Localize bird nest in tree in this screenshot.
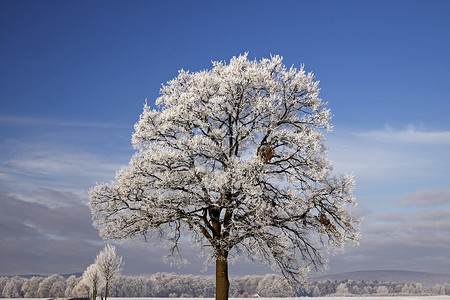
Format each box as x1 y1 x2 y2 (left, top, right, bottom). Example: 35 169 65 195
259 146 274 164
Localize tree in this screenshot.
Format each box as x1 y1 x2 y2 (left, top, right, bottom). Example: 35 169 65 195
335 282 349 296
82 264 102 300
95 244 123 300
0 277 9 297
2 276 24 298
376 285 389 295
72 279 90 298
49 279 66 298
65 275 80 297
21 276 44 298
37 274 65 298
89 53 360 300
119 276 147 297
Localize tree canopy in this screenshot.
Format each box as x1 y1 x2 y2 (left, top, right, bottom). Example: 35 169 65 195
89 53 359 299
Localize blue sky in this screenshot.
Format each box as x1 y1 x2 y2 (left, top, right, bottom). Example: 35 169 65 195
0 0 449 277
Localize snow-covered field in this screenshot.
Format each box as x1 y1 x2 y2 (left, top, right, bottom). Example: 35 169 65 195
107 297 450 300
102 297 450 300
4 297 450 300
109 297 450 300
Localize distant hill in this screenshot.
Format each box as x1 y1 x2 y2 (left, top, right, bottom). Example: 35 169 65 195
313 270 450 285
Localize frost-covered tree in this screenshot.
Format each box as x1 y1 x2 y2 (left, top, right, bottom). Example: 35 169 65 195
73 279 90 298
376 285 389 295
49 279 66 298
21 276 44 298
0 277 8 298
82 264 102 300
119 276 147 297
65 275 80 297
2 276 24 298
37 274 65 298
335 282 350 296
95 244 123 300
89 53 359 300
256 274 292 297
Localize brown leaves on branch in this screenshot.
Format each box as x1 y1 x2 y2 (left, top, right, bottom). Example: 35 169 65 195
318 211 336 232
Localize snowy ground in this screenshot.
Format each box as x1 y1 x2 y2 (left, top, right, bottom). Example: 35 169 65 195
4 297 450 300
108 297 450 300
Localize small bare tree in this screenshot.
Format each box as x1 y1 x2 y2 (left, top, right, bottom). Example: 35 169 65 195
94 245 123 300
90 53 359 300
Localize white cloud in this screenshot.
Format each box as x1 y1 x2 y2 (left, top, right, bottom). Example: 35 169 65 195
8 149 120 180
0 192 102 275
14 187 87 208
364 212 405 224
0 146 126 201
364 208 450 243
0 121 133 200
327 207 450 274
399 188 450 207
321 125 450 274
326 125 450 191
357 124 450 144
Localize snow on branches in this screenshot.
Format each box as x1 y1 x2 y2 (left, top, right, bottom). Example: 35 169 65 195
89 53 360 290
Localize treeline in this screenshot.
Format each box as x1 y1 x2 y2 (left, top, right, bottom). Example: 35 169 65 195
2 272 450 298
303 279 450 297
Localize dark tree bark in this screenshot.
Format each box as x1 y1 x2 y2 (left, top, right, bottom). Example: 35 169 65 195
104 280 108 300
215 252 229 300
92 286 97 300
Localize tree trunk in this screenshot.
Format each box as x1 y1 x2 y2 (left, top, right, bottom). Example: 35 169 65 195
104 281 108 300
215 252 229 300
